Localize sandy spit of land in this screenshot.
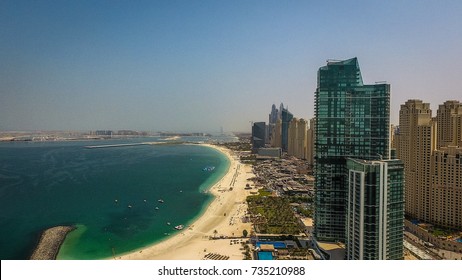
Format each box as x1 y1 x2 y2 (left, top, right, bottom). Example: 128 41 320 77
115 144 255 260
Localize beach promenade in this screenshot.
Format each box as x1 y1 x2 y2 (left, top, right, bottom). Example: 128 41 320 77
116 144 255 260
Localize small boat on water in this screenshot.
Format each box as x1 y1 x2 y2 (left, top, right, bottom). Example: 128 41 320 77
174 225 184 230
158 199 164 203
203 166 215 172
155 207 159 210
167 222 171 225
128 205 132 208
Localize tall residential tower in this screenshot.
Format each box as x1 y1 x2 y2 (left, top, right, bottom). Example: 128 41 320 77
314 58 402 259
397 99 462 230
346 159 404 260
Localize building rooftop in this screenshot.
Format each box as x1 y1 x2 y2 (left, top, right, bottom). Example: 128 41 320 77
316 241 346 260
259 244 275 251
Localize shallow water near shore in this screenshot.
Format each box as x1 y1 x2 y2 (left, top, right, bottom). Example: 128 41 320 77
0 138 230 259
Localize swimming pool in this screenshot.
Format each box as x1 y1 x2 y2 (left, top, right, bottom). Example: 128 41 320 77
257 251 274 260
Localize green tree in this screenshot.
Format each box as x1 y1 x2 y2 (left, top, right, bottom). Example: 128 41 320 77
242 229 248 237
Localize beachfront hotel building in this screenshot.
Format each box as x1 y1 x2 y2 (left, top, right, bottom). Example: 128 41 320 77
397 99 462 230
346 159 404 260
313 58 402 259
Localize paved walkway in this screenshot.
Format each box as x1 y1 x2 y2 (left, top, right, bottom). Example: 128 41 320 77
403 240 433 260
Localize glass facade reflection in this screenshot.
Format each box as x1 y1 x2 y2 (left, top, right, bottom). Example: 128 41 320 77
346 159 404 260
314 58 391 244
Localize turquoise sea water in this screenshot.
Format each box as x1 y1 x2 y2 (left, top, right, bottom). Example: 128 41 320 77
0 138 230 259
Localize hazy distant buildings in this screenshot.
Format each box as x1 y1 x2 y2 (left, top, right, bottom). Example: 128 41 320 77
288 118 308 159
268 103 306 157
94 130 113 137
307 118 315 166
288 118 298 157
397 99 462 230
313 58 401 259
346 159 404 260
268 103 290 151
268 104 279 146
271 118 282 148
257 147 282 158
117 130 147 136
91 130 148 137
269 104 279 124
281 104 294 152
252 122 266 153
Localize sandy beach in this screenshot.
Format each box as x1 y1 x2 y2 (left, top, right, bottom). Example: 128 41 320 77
116 144 254 260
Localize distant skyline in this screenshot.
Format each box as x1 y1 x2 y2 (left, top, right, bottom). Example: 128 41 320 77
1 0 462 132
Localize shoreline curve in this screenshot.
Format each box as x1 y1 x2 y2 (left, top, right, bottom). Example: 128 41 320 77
114 143 254 260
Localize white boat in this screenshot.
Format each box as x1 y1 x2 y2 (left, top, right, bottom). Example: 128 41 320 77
203 166 215 172
128 205 132 208
174 225 184 230
158 199 164 203
155 207 159 210
167 222 171 225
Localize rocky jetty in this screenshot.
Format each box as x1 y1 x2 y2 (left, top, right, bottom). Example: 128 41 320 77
30 226 76 260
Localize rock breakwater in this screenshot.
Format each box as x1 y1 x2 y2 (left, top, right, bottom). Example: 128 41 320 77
30 226 76 260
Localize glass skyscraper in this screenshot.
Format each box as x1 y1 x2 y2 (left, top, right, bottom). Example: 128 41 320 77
281 105 293 152
346 159 404 260
251 121 266 153
314 58 392 245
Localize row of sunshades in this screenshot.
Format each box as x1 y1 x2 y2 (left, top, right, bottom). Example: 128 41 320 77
203 253 230 260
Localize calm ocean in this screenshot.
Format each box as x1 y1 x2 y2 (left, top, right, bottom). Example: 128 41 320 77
0 137 231 259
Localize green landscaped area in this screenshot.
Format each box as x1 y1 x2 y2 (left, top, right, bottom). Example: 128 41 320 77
246 190 304 235
429 226 460 239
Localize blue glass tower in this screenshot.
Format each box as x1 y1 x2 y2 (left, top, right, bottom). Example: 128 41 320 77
252 121 266 153
314 58 391 243
346 158 404 260
281 105 293 152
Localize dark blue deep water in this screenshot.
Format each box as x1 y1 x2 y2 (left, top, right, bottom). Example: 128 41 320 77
0 138 229 259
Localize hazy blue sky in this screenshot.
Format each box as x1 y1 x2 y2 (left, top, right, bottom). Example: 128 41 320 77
1 0 461 132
